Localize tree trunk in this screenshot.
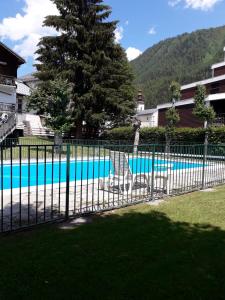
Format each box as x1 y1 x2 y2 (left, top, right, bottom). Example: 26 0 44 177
72 121 83 139
204 121 209 162
133 128 140 154
204 130 209 162
165 132 171 157
54 132 63 154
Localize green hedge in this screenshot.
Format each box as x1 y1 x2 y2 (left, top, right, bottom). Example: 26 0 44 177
103 126 225 145
101 127 134 142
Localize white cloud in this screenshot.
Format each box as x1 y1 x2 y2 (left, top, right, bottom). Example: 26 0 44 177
168 0 182 7
168 0 222 10
0 0 58 59
126 47 142 61
125 20 129 26
13 33 41 59
148 26 156 35
114 26 124 43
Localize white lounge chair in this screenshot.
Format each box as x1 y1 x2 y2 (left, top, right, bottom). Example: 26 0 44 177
100 150 149 194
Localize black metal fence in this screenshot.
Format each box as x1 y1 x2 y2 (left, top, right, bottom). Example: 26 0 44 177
0 143 225 233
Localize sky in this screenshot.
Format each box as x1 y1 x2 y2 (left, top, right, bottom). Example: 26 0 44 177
0 0 225 76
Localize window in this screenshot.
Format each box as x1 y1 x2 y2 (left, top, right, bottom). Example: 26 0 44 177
17 97 23 113
211 82 220 94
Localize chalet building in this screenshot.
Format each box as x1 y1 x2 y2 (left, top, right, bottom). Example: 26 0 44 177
0 41 25 108
157 47 225 128
0 42 25 140
19 73 39 90
0 42 53 140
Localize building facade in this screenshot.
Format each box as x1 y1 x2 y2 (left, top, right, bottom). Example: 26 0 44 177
0 42 25 140
0 42 53 140
157 47 225 128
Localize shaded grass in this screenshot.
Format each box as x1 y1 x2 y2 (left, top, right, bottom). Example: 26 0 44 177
1 187 225 299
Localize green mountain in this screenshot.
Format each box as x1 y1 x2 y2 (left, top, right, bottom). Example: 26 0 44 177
131 25 225 108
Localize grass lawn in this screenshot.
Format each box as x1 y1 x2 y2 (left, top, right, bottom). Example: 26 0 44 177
1 187 225 299
2 137 107 160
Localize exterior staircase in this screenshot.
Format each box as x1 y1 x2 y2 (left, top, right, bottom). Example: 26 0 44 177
17 114 54 137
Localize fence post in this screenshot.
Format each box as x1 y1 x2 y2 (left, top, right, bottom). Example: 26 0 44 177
65 144 71 220
202 144 207 190
150 145 156 201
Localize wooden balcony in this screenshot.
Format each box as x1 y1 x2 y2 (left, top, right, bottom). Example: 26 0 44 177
0 102 16 112
0 75 15 86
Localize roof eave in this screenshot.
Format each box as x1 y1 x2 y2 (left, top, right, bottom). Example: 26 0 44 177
0 42 25 65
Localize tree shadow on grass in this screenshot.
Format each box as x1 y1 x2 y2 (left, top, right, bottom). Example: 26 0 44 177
0 209 225 300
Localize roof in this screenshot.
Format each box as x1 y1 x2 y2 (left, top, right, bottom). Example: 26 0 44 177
181 74 225 91
137 109 157 116
0 42 25 65
157 99 194 110
211 61 225 70
16 80 30 96
157 92 225 110
19 73 39 82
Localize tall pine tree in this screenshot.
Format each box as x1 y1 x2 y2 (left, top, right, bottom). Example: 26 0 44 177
35 0 135 137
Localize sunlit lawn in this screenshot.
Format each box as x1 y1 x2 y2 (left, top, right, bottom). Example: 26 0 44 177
2 137 107 160
1 186 225 299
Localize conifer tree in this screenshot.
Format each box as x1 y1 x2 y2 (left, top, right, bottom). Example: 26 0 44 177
193 85 215 147
165 81 181 153
35 0 135 137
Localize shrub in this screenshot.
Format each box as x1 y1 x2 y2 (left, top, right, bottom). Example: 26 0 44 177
140 127 165 144
103 126 225 145
208 126 225 144
172 128 205 144
103 127 134 141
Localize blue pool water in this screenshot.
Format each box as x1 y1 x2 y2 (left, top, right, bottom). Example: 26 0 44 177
0 158 203 190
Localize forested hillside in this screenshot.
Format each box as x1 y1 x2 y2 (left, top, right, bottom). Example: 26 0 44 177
131 25 225 108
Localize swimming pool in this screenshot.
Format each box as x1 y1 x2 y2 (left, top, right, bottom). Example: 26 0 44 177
0 158 203 190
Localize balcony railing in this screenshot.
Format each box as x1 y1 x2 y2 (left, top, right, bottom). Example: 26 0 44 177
213 114 225 126
0 102 16 113
0 75 15 86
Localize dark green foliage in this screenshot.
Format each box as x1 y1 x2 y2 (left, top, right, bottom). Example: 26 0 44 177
131 25 225 108
193 85 216 123
193 85 216 146
139 127 166 143
165 107 180 143
166 107 180 127
169 81 181 102
102 126 134 141
27 79 72 133
103 126 225 145
165 81 181 148
35 0 135 135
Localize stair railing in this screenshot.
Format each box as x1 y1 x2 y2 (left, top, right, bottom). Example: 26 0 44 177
0 113 16 142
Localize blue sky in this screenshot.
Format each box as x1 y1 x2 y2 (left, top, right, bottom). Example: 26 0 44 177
0 0 225 76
